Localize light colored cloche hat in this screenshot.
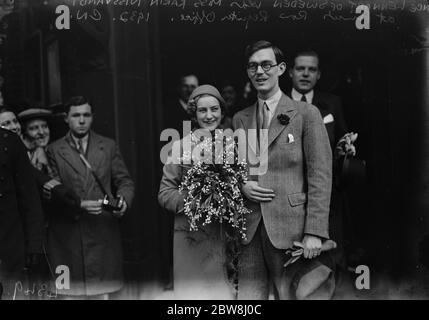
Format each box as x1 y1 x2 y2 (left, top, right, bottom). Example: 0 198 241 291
188 84 226 108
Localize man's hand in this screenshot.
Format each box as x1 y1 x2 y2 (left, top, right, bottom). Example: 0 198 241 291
81 199 103 215
241 181 275 203
112 196 127 218
302 235 322 259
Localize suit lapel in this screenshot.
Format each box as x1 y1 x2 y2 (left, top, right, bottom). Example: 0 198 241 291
311 91 331 119
59 132 105 192
312 91 320 106
242 102 258 155
86 132 105 174
58 136 86 175
310 91 327 111
267 94 298 148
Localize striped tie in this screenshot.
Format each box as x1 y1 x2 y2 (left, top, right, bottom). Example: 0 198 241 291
77 139 84 155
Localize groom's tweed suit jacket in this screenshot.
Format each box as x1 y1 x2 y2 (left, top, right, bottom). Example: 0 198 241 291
232 93 332 249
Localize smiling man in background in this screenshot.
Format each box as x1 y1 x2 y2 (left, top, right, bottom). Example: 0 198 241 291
0 107 22 135
289 50 358 299
288 50 352 153
18 108 53 175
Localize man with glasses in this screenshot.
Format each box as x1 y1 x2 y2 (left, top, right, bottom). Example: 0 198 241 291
232 40 332 300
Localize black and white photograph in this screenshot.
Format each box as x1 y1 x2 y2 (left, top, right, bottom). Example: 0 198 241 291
1 0 429 304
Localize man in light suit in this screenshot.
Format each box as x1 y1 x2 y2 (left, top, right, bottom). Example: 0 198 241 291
232 40 332 300
47 96 134 299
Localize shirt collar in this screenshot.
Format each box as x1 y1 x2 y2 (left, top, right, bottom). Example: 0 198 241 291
258 89 282 113
291 88 314 104
70 132 89 148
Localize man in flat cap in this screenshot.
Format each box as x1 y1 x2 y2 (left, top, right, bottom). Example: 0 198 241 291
18 108 53 175
17 108 81 220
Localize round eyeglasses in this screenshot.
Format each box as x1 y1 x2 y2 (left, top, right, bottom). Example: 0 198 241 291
247 62 279 74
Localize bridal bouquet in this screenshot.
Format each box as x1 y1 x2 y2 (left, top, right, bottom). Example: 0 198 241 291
178 131 250 240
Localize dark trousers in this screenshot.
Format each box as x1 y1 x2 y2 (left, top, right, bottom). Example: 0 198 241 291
238 221 294 299
237 221 335 300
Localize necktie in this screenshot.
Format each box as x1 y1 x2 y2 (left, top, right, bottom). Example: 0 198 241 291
256 102 269 156
263 102 270 129
77 139 84 155
258 102 270 130
300 94 307 102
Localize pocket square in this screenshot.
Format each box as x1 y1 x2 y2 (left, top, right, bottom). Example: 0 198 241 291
323 114 334 124
288 134 295 143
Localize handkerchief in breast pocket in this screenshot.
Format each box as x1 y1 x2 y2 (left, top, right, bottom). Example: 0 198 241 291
323 113 334 124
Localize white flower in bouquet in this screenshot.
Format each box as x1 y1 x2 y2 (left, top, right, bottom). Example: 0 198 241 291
179 131 250 240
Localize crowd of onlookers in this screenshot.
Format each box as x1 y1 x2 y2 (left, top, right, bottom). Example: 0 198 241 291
0 97 134 300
